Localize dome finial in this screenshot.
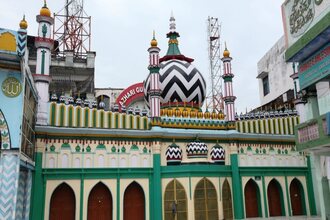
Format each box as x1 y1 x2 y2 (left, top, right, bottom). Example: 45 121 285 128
40 0 51 17
223 41 230 58
19 15 28 29
150 30 158 47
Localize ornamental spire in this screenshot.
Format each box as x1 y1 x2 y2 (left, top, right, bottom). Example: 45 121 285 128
159 13 194 63
169 11 176 32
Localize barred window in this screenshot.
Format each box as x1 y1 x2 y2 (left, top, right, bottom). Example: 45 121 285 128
194 178 219 220
164 179 187 220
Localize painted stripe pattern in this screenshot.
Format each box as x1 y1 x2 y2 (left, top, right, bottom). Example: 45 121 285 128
0 154 19 220
144 60 207 105
17 29 27 57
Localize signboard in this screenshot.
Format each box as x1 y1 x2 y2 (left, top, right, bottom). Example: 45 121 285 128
298 43 330 89
282 0 330 48
116 82 144 107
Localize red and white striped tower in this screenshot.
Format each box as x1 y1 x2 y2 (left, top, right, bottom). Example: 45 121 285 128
221 44 236 121
34 1 54 125
147 32 161 119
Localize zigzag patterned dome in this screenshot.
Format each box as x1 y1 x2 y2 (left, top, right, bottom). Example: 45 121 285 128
144 15 206 108
165 143 182 164
210 144 225 164
186 141 208 158
144 60 206 106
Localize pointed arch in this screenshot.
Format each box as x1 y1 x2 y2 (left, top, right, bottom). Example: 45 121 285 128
59 104 65 126
49 183 75 220
194 178 219 220
222 179 233 219
123 181 145 220
290 178 306 215
0 109 11 149
164 179 188 220
87 182 112 220
50 102 57 126
244 179 261 218
267 178 285 216
68 105 74 127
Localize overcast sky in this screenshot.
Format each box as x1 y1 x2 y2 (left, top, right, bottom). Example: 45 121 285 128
0 0 285 113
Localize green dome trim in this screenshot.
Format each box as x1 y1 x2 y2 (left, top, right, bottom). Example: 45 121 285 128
96 144 106 150
61 143 71 149
130 144 139 151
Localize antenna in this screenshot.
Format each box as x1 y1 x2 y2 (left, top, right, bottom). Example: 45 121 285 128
53 0 91 58
205 16 224 113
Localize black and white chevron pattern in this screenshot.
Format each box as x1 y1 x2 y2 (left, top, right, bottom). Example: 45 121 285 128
210 145 225 162
144 60 206 105
186 141 208 158
165 143 182 163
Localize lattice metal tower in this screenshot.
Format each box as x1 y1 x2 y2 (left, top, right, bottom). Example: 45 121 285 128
53 0 91 58
206 16 224 113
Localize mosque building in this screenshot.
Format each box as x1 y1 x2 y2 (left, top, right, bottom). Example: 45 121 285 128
0 2 319 220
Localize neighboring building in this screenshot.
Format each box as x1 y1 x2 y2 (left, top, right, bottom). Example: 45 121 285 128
95 87 124 111
282 0 330 218
257 36 295 111
0 18 37 219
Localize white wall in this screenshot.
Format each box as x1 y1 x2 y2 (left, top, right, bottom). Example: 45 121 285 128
257 36 294 106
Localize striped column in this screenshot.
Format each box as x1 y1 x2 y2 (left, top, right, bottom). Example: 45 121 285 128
147 39 161 119
222 56 236 121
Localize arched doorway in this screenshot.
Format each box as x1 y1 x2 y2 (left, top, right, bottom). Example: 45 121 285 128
290 178 306 215
49 183 75 220
222 179 233 219
244 179 261 218
267 179 285 216
194 178 219 220
164 179 188 220
87 182 112 220
124 181 145 220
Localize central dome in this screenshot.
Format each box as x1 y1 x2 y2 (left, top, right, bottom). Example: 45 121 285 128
144 59 206 106
144 14 206 108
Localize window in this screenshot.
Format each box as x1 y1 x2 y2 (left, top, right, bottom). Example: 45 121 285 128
194 178 219 220
263 75 270 96
164 179 187 220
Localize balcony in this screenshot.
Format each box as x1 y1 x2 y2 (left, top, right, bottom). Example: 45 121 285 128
295 112 330 151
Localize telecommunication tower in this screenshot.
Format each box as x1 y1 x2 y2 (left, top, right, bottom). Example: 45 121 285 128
206 16 224 113
53 0 91 58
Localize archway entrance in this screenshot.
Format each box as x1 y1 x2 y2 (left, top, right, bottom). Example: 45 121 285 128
87 182 112 220
194 178 219 220
290 178 306 215
49 183 75 220
124 182 145 220
267 179 285 216
164 179 188 220
244 179 261 218
222 179 233 219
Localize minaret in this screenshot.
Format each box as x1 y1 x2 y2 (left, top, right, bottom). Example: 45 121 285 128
221 44 236 121
17 15 28 57
148 31 161 120
34 1 54 125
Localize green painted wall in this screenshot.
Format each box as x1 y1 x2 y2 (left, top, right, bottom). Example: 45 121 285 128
30 152 44 220
231 154 244 219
